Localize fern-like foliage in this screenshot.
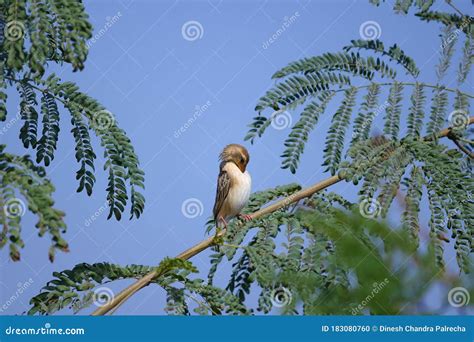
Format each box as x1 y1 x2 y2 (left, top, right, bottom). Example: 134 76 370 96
383 82 404 139
164 277 250 315
351 82 381 143
243 3 473 273
28 262 156 315
406 82 426 138
247 32 472 172
0 60 6 121
281 91 335 173
323 87 358 175
3 74 146 225
32 74 146 220
271 52 397 80
0 145 67 262
426 87 448 136
458 34 473 85
437 25 458 81
339 136 473 272
29 258 250 315
411 142 473 271
18 81 39 148
245 51 401 146
256 71 352 112
0 0 146 260
401 166 424 248
1 0 92 74
369 0 473 38
416 12 474 38
215 192 444 314
343 39 420 77
68 104 96 196
370 0 434 13
36 92 60 166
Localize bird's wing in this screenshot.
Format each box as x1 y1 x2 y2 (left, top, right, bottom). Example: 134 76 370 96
213 169 231 221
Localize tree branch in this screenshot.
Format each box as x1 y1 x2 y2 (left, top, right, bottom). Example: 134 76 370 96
6 77 474 100
92 117 474 316
447 130 474 158
331 82 474 99
444 0 465 17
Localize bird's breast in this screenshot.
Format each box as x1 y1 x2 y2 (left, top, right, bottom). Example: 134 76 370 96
225 169 251 218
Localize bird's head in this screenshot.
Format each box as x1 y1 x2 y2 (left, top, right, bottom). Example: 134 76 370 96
219 144 250 173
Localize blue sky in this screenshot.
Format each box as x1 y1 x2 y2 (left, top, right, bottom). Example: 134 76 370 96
0 0 472 315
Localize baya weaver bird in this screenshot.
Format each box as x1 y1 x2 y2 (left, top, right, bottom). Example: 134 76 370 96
212 144 252 230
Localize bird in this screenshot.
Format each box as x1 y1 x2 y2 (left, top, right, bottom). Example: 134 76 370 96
212 144 252 231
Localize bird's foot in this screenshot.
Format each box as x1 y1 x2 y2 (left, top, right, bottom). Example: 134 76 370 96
238 214 252 222
218 217 228 228
212 232 224 246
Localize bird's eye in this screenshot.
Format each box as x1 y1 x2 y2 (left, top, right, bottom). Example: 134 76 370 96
240 157 245 163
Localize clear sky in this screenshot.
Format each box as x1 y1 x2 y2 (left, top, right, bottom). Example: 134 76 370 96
0 0 472 315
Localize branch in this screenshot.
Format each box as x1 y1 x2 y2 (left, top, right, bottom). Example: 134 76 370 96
331 82 474 99
6 77 474 100
92 117 474 316
444 0 465 17
447 130 474 158
435 116 474 140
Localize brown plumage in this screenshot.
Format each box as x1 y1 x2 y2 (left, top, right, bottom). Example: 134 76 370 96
213 144 252 228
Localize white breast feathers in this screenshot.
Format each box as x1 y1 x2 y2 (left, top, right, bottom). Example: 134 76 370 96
223 163 251 219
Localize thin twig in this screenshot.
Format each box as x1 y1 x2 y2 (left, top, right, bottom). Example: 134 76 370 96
444 0 465 17
331 82 474 99
447 130 474 158
6 77 474 100
457 137 474 145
